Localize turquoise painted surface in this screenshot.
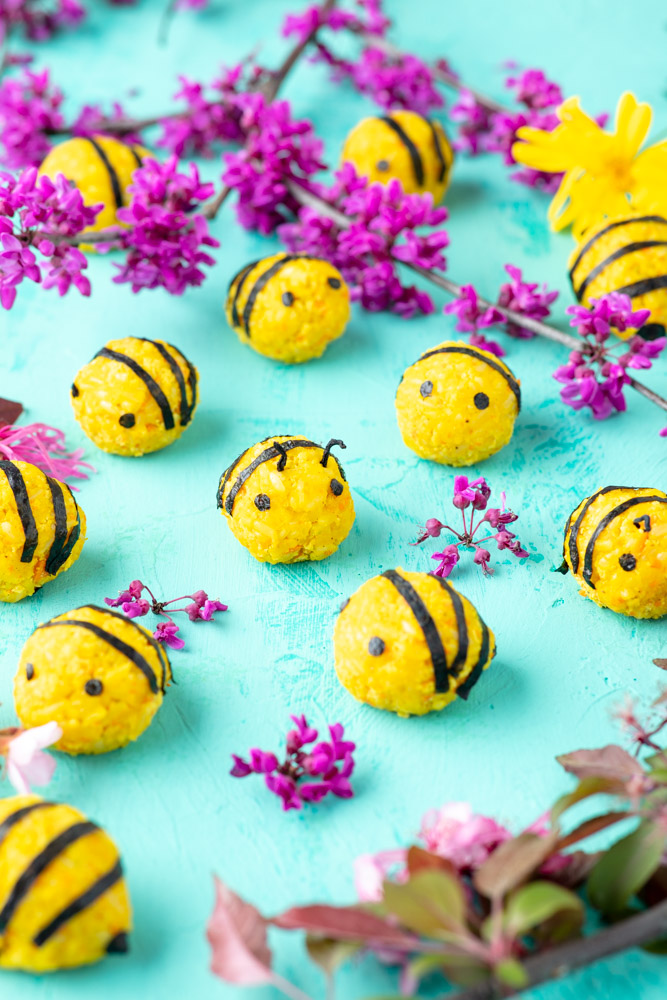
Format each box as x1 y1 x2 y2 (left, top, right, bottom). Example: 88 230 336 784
2 0 667 997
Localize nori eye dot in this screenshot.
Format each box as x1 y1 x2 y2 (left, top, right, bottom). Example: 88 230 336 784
334 568 495 717
395 341 521 467
38 135 150 235
562 486 667 619
225 253 350 364
14 605 172 755
0 460 86 603
71 336 199 457
0 794 132 972
568 213 667 341
341 110 454 203
216 434 355 564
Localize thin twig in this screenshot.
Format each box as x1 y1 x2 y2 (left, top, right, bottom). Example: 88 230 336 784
442 898 667 1000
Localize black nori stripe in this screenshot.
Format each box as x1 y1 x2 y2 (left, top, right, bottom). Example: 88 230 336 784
382 569 449 693
46 483 81 575
86 138 124 210
456 619 491 701
582 495 667 588
81 604 170 693
225 439 319 515
0 802 55 848
378 116 425 186
242 256 315 337
0 460 38 563
95 348 174 430
426 118 447 182
418 346 521 411
0 822 98 934
613 275 667 299
565 485 625 573
575 241 667 300
163 342 197 425
33 860 123 946
431 575 468 677
229 260 261 328
38 619 159 695
144 340 190 427
45 477 68 576
568 215 667 281
129 146 143 169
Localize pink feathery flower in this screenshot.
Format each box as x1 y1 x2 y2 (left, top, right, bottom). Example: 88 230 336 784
419 802 512 871
0 422 93 484
1 722 62 794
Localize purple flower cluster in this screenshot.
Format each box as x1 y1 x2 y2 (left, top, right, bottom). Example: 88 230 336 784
0 68 64 168
0 167 100 308
318 44 443 116
114 156 219 294
222 93 325 234
71 101 140 143
554 294 663 421
231 715 355 811
105 578 228 650
0 0 84 41
445 285 505 356
415 476 528 578
282 0 389 43
279 164 448 316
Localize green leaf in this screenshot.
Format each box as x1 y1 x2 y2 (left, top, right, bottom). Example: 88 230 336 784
305 936 359 975
474 832 560 899
495 958 529 989
588 821 666 915
409 952 491 988
552 776 625 822
382 870 466 939
504 881 584 941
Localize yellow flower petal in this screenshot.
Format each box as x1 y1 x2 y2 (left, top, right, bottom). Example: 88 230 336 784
614 92 652 159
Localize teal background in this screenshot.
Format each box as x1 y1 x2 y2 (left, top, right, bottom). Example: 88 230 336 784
2 0 667 997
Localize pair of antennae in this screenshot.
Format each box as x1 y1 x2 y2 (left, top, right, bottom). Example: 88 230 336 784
273 438 346 472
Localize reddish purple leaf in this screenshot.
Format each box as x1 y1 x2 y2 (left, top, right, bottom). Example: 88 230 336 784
556 745 643 782
653 659 667 671
0 398 23 426
474 832 560 899
273 904 417 948
207 876 273 985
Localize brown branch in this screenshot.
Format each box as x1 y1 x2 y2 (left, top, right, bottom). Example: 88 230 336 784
441 898 667 1000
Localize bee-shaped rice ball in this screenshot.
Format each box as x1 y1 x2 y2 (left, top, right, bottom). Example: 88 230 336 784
395 341 521 466
217 434 355 564
334 568 495 717
569 214 667 340
14 605 172 754
225 254 350 363
0 460 86 603
71 336 198 457
561 486 667 619
38 135 149 233
0 795 131 972
341 110 453 203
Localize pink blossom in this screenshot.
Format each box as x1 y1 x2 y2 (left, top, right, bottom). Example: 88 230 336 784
4 722 62 794
354 849 408 902
419 802 511 870
431 544 460 578
0 421 93 483
0 68 63 167
154 621 185 650
497 263 558 338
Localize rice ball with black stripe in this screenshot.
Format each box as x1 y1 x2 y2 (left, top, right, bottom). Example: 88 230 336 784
0 795 131 971
341 110 453 203
225 253 350 363
217 434 355 563
396 341 521 466
71 336 198 457
561 486 667 619
38 135 149 234
569 214 667 341
15 605 172 754
334 568 495 717
0 460 86 603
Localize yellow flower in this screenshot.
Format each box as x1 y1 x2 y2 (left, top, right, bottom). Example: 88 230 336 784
512 92 667 236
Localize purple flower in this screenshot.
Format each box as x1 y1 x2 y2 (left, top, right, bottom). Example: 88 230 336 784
450 90 494 155
414 517 444 544
473 547 492 574
453 475 488 510
105 577 227 648
0 0 84 40
505 69 563 111
154 621 185 650
121 598 150 619
431 544 460 579
469 330 506 357
0 68 63 168
497 263 558 338
329 45 443 116
444 284 503 333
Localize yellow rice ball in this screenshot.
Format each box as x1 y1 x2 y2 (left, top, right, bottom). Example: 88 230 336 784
0 460 86 603
395 341 521 466
0 794 131 972
334 567 495 717
225 254 350 363
15 604 172 755
568 213 667 341
39 135 150 233
561 486 667 619
341 110 453 202
71 336 199 457
217 434 355 564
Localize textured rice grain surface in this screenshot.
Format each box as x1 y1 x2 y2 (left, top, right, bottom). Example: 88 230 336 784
15 605 171 754
563 486 667 618
219 434 355 563
0 795 131 972
0 461 86 603
395 341 520 466
71 337 198 457
225 254 350 363
341 110 454 202
334 568 495 716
